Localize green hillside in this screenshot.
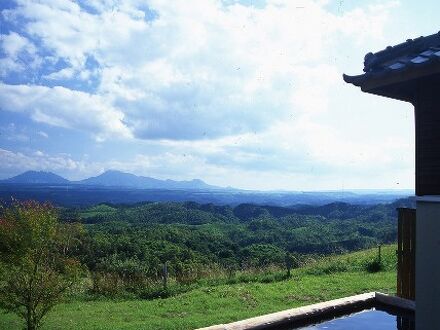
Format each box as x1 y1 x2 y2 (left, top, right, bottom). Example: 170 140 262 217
0 245 397 330
55 198 411 290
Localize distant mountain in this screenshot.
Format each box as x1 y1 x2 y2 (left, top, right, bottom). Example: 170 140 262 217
0 170 219 190
77 170 219 190
1 171 69 184
0 171 414 207
78 170 160 187
1 170 220 190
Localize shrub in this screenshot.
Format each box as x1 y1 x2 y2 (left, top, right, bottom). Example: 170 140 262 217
364 258 384 273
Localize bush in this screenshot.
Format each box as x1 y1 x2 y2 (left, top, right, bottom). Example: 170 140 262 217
364 258 384 273
90 272 128 297
138 284 194 300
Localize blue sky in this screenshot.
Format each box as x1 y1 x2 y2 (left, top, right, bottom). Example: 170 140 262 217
0 0 438 190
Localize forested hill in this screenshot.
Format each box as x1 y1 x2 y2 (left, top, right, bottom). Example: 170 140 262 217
66 196 415 225
59 197 414 283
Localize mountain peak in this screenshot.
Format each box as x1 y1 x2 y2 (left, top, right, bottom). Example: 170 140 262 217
1 171 69 184
99 170 135 177
102 169 128 175
78 170 141 187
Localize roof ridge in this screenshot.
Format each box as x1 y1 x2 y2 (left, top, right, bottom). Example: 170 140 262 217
364 31 440 73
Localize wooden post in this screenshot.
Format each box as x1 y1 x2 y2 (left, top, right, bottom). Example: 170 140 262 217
285 252 292 278
378 245 382 264
163 262 168 290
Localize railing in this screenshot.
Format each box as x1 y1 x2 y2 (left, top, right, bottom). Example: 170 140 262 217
397 208 416 301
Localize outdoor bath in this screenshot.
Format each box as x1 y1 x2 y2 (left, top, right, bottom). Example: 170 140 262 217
198 292 414 330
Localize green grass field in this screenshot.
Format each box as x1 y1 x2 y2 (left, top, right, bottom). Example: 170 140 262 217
0 246 397 330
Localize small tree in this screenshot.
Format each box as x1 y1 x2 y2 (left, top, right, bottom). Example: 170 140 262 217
0 201 83 330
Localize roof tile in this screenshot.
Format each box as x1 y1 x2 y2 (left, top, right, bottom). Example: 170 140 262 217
344 31 440 87
411 56 430 64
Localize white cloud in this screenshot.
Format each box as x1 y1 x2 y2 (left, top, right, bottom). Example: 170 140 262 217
37 131 49 138
43 67 75 80
1 0 398 140
0 148 84 175
0 123 29 142
0 84 132 141
1 32 34 58
0 31 40 75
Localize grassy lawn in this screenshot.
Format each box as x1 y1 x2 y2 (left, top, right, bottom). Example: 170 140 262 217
0 246 397 330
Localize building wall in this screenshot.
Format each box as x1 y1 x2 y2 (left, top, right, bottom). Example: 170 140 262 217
415 78 440 195
416 200 440 329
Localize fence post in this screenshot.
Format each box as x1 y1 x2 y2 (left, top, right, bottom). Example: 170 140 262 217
163 262 168 290
378 245 382 264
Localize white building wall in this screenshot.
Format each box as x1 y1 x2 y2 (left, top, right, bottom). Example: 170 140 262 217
416 200 440 329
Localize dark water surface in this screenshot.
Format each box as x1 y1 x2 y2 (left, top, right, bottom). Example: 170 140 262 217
293 308 414 330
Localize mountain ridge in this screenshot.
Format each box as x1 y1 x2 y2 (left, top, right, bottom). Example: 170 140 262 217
0 170 220 190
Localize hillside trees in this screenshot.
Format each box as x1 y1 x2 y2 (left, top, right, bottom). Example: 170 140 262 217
73 199 407 284
0 198 408 301
0 201 84 330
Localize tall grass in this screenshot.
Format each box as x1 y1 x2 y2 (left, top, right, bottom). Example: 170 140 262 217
72 245 397 301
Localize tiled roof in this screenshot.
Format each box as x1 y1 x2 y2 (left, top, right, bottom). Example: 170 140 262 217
343 31 440 87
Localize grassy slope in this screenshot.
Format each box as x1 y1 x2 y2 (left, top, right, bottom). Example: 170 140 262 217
0 246 397 330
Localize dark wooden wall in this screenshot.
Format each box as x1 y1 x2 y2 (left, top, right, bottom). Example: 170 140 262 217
415 74 440 196
397 208 416 301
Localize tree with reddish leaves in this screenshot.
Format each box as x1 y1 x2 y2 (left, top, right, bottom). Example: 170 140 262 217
0 200 84 330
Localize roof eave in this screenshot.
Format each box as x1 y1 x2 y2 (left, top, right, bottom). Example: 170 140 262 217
343 62 440 103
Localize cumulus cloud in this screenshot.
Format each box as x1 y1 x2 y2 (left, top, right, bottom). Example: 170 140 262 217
1 32 34 58
0 0 398 140
0 31 41 76
0 83 132 140
0 148 83 175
